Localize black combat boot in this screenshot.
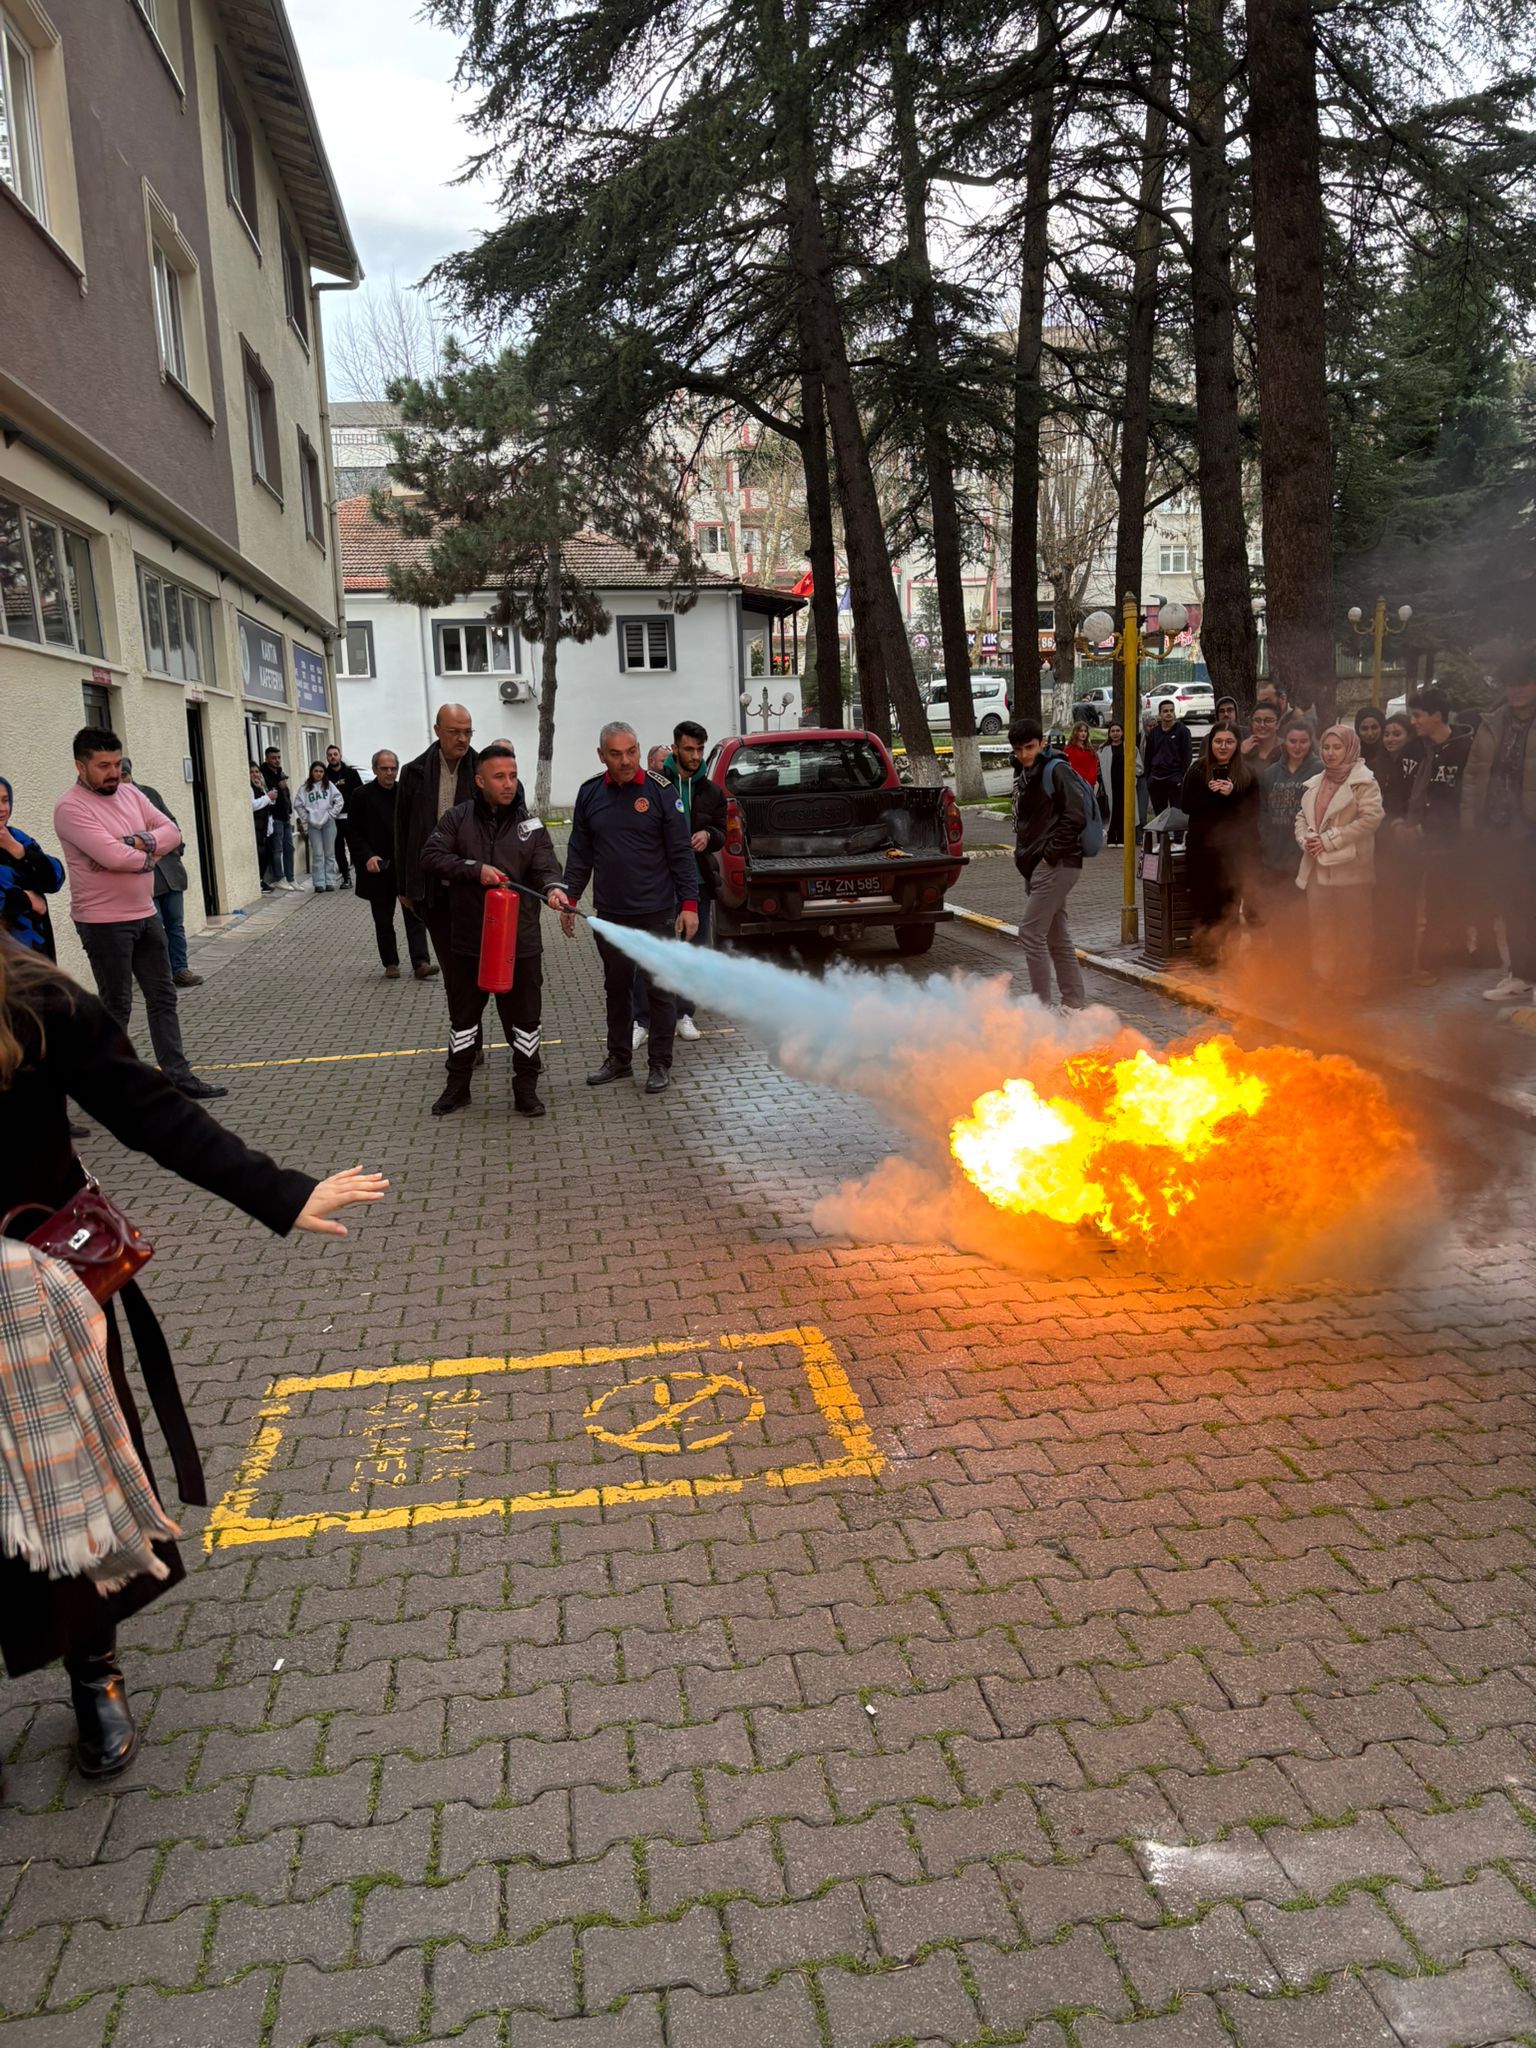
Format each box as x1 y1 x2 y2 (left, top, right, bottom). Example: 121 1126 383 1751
66 1638 138 1779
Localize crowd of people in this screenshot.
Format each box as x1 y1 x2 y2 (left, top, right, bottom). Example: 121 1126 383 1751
1012 650 1536 1011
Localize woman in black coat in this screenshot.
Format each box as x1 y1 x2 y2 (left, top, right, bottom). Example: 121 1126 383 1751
1179 727 1262 965
0 942 386 1779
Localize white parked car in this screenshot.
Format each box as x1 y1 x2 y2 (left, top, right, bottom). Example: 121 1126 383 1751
924 672 1011 738
1142 680 1215 731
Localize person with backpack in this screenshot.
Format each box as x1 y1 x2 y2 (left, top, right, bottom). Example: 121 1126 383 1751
1009 716 1095 1012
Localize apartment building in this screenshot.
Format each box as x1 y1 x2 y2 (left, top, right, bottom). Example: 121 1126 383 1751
0 0 356 976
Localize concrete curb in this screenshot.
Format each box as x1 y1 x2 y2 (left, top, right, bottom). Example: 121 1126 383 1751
948 902 1536 1132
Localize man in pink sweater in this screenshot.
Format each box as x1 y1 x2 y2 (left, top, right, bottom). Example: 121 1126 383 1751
53 727 226 1100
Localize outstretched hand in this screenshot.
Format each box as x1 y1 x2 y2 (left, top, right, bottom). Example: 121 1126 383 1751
295 1167 391 1239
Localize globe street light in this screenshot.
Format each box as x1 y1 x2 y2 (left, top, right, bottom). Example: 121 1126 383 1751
1346 599 1413 710
740 686 798 733
1073 593 1188 947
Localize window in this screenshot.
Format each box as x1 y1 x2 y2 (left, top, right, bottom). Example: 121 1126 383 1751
298 432 324 546
144 182 211 409
335 621 374 677
740 527 761 556
218 54 257 245
243 345 281 494
695 523 724 554
137 565 216 684
0 494 102 653
724 738 885 795
151 239 186 384
618 617 675 672
130 0 184 78
0 8 45 220
1159 545 1190 576
280 217 309 344
433 620 515 674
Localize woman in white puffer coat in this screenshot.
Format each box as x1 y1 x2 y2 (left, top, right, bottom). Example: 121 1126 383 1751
1295 723 1385 997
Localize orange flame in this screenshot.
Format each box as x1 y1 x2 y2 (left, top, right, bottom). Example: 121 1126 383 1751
950 1034 1416 1251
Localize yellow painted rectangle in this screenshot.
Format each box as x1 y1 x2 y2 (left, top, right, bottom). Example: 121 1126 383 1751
204 1325 883 1550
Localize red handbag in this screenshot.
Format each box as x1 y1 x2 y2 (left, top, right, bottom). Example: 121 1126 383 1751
1 1175 154 1304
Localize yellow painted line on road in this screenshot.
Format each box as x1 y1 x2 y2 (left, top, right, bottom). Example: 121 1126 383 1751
194 1030 735 1072
204 1324 883 1550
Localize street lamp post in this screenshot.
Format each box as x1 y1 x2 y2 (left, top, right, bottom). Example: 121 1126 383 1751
1346 598 1413 710
1075 592 1188 948
740 687 797 734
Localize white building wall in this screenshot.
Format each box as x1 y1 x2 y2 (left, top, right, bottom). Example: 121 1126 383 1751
336 589 745 807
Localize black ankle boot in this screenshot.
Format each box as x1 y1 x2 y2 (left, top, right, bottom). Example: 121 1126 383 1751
68 1646 138 1779
513 1088 547 1118
432 1081 472 1116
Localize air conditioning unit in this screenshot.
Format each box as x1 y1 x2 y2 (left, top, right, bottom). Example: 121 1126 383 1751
498 678 536 704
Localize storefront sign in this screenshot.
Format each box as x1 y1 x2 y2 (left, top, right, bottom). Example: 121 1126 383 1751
293 645 328 716
238 613 287 704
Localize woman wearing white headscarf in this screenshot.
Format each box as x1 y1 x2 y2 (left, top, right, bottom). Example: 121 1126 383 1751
1295 723 1385 996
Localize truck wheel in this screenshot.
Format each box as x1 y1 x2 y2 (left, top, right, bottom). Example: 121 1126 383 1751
979 714 1003 736
895 923 936 957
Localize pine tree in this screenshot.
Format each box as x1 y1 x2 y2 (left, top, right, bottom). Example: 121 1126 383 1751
374 341 700 814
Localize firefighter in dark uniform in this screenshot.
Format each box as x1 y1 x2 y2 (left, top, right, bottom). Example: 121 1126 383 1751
419 744 565 1118
559 719 699 1094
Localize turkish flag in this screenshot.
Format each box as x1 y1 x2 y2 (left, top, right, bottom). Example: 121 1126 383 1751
790 569 814 596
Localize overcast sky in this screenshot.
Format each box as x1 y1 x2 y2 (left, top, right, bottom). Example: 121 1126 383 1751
289 0 498 286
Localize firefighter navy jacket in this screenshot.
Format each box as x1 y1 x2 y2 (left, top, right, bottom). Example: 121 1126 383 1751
562 770 699 920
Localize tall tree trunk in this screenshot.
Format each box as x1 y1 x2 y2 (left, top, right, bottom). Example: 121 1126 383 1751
768 0 934 773
798 369 843 727
891 27 984 800
1009 6 1056 723
1247 0 1336 722
1188 0 1259 707
1111 5 1172 728
535 531 561 816
784 169 937 775
852 605 890 742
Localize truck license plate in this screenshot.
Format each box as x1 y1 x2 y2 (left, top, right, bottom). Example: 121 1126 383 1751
806 876 887 899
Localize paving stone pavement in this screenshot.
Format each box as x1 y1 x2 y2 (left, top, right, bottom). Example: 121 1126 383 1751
2 881 1534 2047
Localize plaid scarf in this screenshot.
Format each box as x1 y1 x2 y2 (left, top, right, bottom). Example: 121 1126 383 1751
0 1239 180 1593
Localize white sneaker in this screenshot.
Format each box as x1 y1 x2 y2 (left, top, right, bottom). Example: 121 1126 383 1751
677 1015 701 1041
1482 972 1533 1003
632 1022 648 1049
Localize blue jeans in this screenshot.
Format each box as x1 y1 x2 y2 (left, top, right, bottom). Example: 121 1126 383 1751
307 819 339 889
155 889 188 974
266 817 294 884
634 893 711 1024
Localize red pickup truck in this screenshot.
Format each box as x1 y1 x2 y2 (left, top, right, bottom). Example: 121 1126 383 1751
704 729 966 955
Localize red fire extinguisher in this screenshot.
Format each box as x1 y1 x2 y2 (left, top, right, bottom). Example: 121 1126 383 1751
478 884 519 993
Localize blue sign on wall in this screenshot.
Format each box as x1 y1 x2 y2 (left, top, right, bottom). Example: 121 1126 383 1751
294 645 328 716
238 613 287 704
